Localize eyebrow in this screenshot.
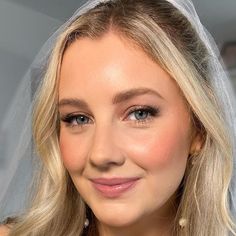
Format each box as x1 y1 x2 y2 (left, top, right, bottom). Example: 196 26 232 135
58 87 164 108
58 98 89 110
112 87 163 104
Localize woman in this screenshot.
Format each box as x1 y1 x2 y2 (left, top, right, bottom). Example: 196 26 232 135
0 0 236 235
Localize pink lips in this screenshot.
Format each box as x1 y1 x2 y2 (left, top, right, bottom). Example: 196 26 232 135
90 177 140 198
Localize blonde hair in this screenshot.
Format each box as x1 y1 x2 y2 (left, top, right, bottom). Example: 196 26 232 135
9 0 236 235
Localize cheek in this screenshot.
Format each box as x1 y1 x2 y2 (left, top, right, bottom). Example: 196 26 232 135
120 125 191 171
59 130 87 172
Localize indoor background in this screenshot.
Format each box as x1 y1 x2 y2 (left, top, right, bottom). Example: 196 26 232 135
0 0 236 216
0 0 236 138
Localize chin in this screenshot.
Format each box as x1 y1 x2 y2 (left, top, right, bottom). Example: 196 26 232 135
97 215 140 228
92 205 146 228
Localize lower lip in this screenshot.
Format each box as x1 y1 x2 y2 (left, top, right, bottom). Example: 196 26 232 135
91 180 139 198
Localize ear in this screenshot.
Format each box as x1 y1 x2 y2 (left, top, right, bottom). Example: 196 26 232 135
189 130 203 155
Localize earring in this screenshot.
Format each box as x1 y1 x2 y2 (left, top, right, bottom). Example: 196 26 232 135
84 218 89 228
179 217 187 228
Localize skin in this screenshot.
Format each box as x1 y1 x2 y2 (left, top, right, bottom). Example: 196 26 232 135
59 32 201 236
0 225 10 236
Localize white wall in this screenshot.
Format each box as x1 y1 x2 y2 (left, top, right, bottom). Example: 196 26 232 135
0 0 62 152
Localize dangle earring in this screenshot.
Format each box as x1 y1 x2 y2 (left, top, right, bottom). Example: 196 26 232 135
84 218 89 228
84 203 92 229
179 217 187 228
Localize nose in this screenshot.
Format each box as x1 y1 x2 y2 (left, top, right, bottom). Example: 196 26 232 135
88 124 125 170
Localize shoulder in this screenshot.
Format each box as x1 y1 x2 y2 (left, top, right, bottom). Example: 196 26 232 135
0 225 10 236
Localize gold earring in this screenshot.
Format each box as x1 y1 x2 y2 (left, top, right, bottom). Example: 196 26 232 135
179 217 187 228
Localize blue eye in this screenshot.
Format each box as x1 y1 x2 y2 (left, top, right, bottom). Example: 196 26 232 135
133 110 149 120
75 115 90 124
61 114 90 127
128 106 159 122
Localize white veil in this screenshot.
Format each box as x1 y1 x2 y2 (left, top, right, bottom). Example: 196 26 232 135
0 0 235 225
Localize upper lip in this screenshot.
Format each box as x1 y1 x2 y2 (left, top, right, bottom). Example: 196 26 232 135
90 177 140 186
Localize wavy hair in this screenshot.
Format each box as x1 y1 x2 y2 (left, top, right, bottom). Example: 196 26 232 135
8 0 236 235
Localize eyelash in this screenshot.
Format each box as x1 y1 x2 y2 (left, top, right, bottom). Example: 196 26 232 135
125 106 159 124
61 113 92 128
60 106 160 128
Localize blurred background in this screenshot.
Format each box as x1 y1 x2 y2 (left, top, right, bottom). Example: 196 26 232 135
0 0 236 215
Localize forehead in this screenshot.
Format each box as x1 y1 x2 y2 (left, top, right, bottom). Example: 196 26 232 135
59 32 183 104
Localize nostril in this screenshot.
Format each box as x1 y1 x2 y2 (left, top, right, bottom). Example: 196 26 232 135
88 144 125 169
88 126 125 169
90 161 111 171
89 149 125 166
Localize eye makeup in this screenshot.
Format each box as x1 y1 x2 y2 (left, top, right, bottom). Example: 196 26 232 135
60 112 93 128
60 104 160 130
124 105 160 125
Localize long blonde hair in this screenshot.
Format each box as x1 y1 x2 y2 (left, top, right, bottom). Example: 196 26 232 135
9 0 236 235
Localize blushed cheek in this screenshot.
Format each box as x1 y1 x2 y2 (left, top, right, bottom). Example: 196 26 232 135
121 128 190 171
59 131 86 172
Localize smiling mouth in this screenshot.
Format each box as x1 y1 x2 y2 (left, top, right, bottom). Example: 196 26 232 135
90 177 140 198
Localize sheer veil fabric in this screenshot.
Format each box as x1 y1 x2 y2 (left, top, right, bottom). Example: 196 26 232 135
0 0 235 226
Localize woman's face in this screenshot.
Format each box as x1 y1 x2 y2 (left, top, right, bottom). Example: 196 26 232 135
59 32 199 230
